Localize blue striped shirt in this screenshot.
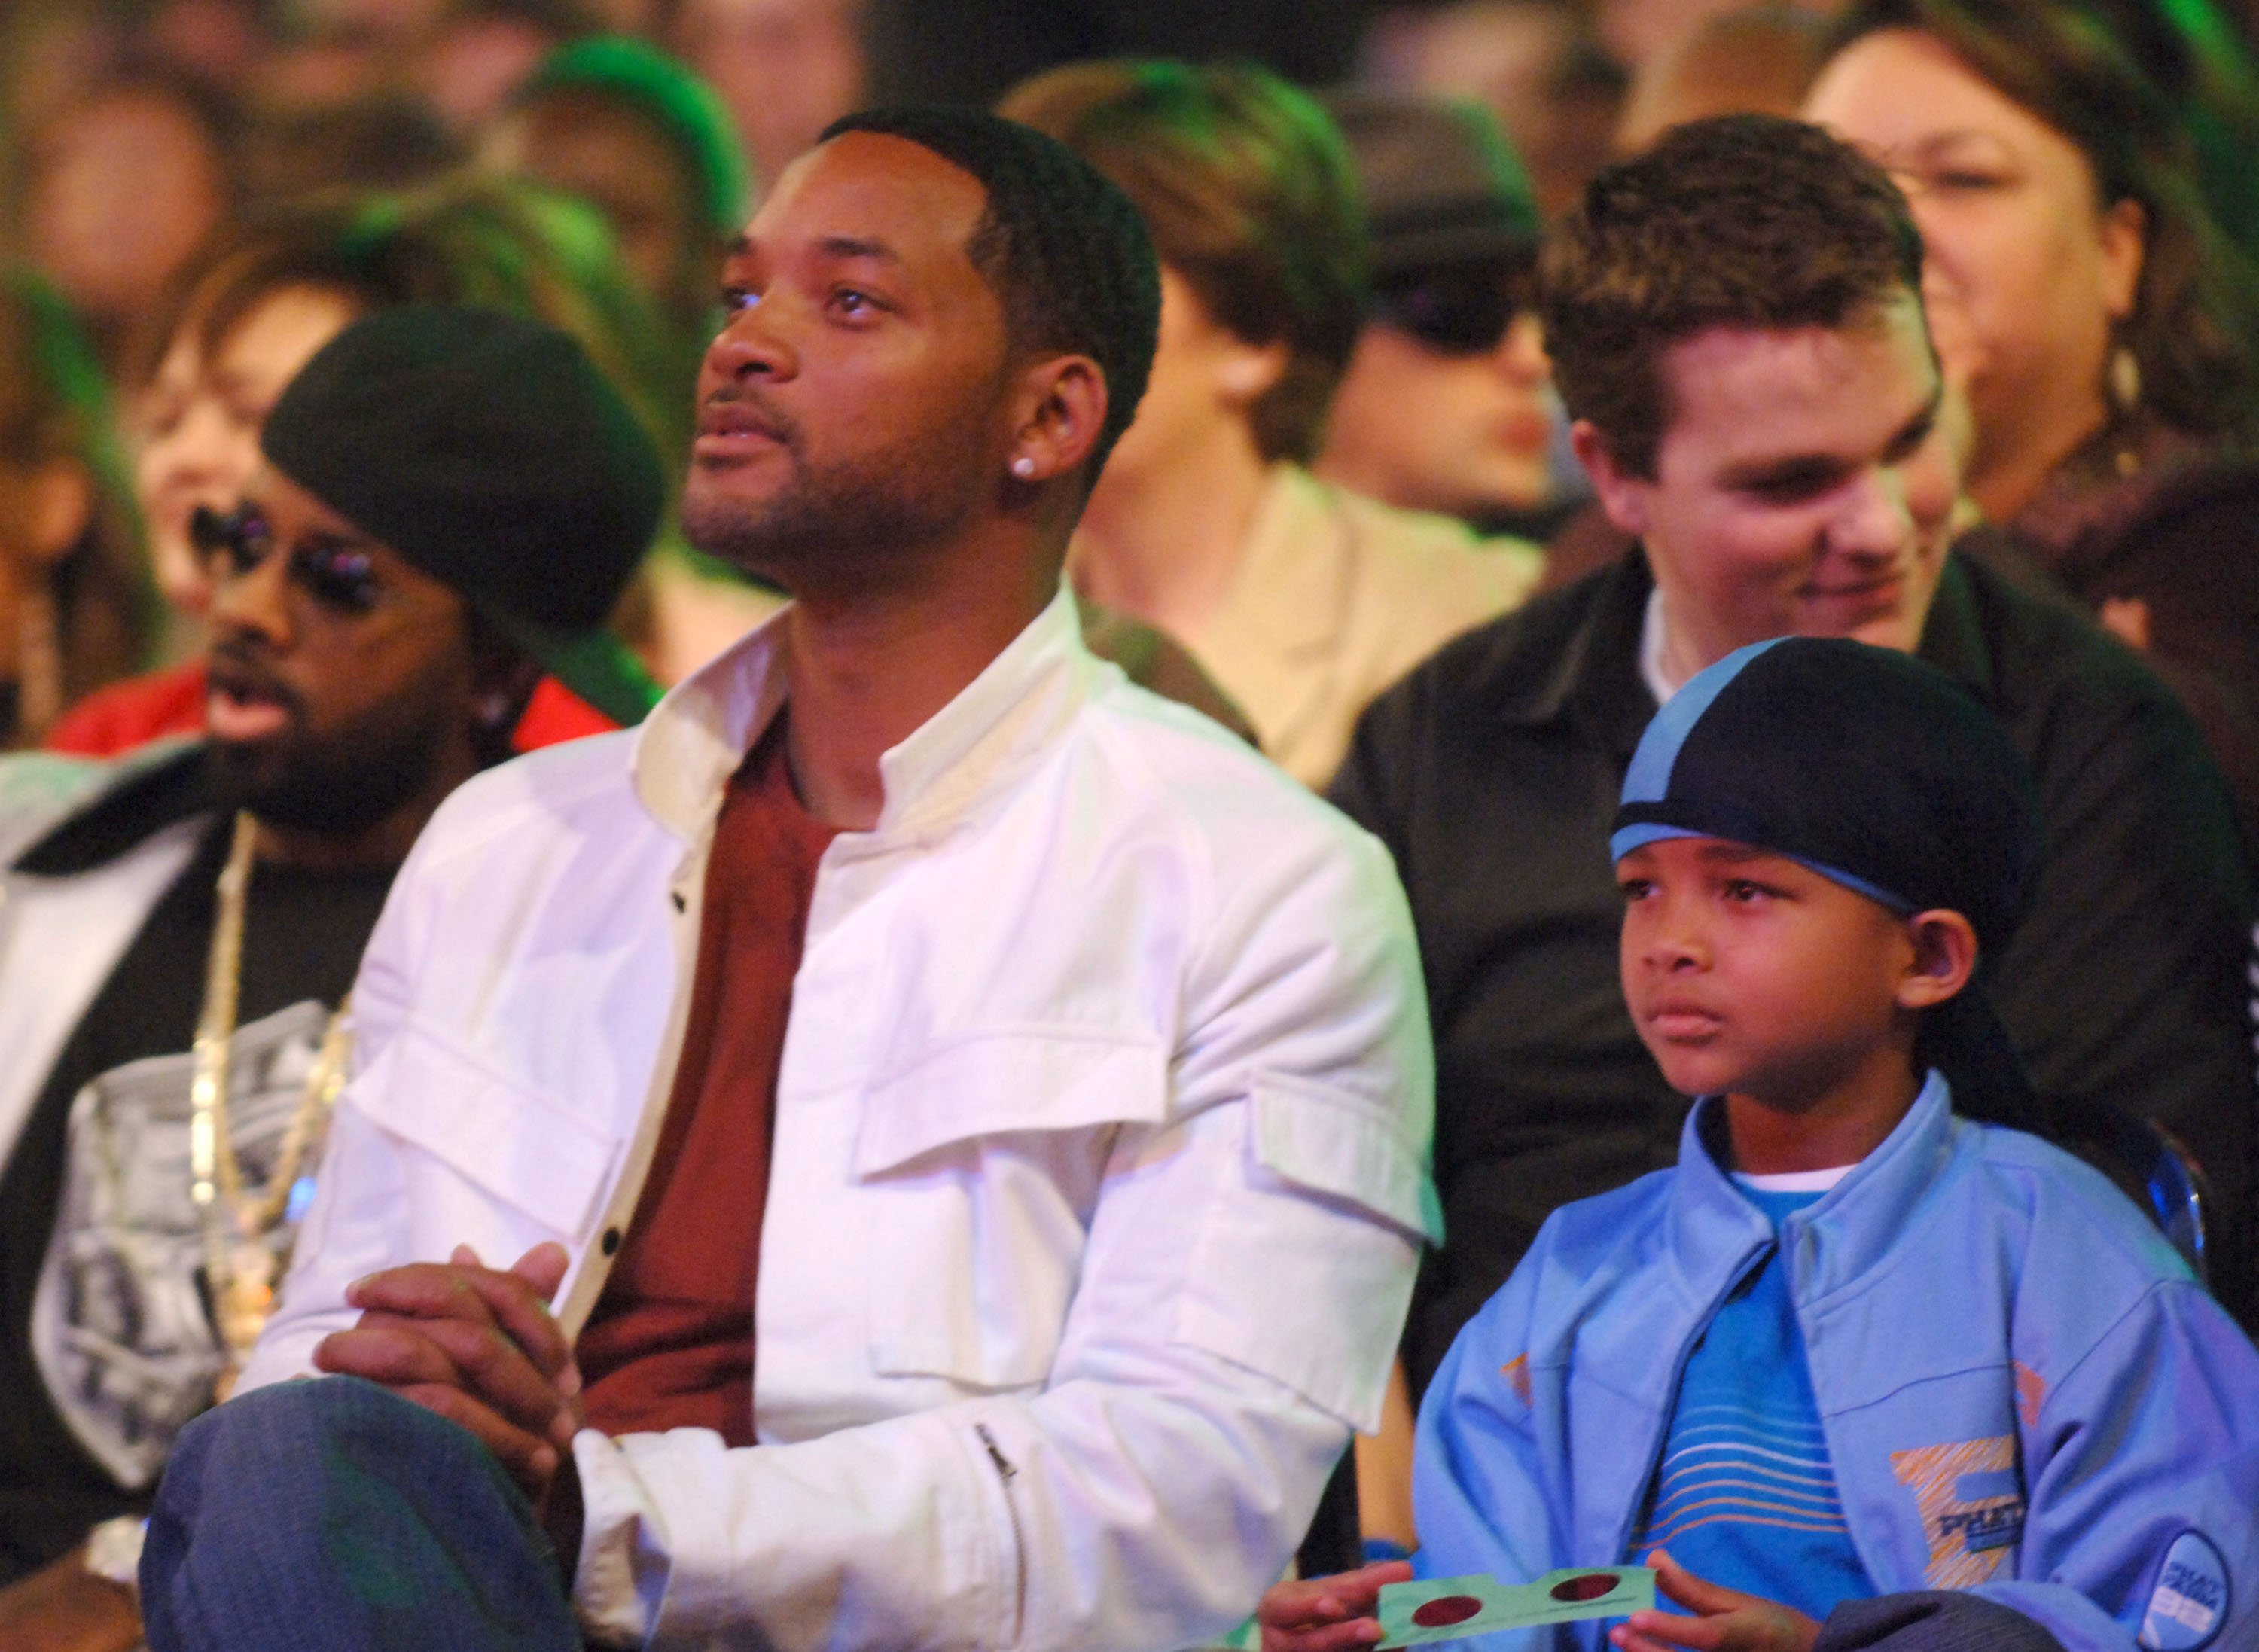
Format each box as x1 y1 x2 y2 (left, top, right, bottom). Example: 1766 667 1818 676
1630 1184 1875 1619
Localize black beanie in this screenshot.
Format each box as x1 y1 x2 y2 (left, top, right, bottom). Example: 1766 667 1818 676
1612 636 2043 1122
261 305 666 721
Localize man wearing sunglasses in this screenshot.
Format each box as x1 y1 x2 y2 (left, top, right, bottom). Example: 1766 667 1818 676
0 304 659 1647
1315 91 1580 545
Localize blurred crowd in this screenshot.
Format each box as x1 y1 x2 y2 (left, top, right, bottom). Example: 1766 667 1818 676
8 0 2259 797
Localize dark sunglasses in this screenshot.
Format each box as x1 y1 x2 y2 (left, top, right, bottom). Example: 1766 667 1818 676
1370 261 1538 357
190 505 383 616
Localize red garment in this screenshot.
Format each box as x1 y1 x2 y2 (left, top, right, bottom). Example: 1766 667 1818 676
509 676 619 752
44 661 206 756
45 660 616 757
576 718 836 1444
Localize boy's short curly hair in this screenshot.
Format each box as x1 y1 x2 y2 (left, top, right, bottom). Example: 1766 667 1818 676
822 105 1161 481
1541 114 1925 478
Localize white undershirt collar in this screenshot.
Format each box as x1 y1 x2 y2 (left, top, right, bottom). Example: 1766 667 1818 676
1733 1164 1857 1193
1639 586 1682 706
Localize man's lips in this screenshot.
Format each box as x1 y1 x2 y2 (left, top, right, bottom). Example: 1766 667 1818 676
1493 408 1554 456
1802 569 1905 605
694 399 794 460
204 660 297 742
1644 1002 1724 1041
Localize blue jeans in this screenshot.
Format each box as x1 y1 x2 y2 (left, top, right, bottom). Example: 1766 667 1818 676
140 1376 581 1652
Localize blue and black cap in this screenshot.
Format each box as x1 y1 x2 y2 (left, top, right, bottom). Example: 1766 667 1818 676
1614 636 2043 1118
1613 636 2038 953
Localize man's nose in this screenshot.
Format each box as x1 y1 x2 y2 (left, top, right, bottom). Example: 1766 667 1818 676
1640 893 1709 971
703 298 796 383
1828 464 1916 562
208 550 297 651
1493 313 1548 386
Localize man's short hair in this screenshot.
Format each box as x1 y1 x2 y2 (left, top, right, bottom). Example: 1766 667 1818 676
822 105 1161 478
998 60 1368 466
1541 113 1925 478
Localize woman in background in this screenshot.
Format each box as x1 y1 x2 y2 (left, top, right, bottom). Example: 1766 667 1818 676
0 274 150 750
1806 0 2259 837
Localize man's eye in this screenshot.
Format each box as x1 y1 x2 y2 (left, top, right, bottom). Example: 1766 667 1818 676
1743 474 1833 505
1723 879 1773 904
833 288 876 317
1898 164 2007 197
1618 879 1654 902
721 285 758 313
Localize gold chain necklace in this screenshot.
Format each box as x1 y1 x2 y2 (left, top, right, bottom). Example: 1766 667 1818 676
187 812 353 1392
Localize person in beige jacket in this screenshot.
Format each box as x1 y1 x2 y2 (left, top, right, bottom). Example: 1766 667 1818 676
1003 59 1540 791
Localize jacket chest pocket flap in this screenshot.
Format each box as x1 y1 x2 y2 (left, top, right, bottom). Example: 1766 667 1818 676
350 1024 619 1239
852 1032 1168 1389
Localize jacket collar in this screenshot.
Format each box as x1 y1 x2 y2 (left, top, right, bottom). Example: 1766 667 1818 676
1501 549 1661 761
1517 548 1992 737
6 737 213 874
1669 1070 1963 1305
630 580 1102 844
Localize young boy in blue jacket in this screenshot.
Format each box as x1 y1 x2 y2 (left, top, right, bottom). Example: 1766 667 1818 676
1264 636 2259 1652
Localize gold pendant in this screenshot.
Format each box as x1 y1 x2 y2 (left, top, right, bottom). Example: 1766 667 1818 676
217 1244 276 1354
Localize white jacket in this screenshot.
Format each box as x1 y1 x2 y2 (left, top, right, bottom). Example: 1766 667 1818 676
241 587 1439 1652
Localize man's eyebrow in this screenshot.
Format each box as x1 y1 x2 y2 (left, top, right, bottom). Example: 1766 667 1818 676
1717 387 1943 489
815 236 901 265
1717 450 1846 489
723 233 904 268
1692 840 1788 868
1887 388 1944 456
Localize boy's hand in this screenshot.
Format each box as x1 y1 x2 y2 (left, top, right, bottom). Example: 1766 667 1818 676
313 1241 584 1504
1608 1551 1820 1652
1258 1559 1413 1652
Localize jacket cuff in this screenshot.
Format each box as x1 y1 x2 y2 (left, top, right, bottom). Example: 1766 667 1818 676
569 1429 664 1647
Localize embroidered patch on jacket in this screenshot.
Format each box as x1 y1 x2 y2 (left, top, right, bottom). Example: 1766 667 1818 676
1888 1437 2026 1586
1500 1355 1533 1407
2141 1531 2230 1650
2013 1362 2046 1428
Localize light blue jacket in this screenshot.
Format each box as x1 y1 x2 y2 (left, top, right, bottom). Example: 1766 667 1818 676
1415 1074 2259 1652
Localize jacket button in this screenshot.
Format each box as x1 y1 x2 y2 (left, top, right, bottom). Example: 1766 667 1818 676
601 1227 622 1255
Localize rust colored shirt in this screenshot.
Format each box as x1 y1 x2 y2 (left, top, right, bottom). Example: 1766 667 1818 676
577 718 837 1444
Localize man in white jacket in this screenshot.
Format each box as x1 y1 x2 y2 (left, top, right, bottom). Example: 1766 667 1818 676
139 107 1437 1652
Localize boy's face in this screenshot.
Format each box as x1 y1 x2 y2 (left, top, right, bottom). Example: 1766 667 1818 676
1617 835 1923 1114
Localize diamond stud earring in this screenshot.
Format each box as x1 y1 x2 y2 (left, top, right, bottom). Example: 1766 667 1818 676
1012 456 1036 478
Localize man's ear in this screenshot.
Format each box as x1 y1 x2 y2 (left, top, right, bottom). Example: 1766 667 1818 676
1570 420 1653 539
1005 353 1108 486
1215 334 1289 410
1898 908 1978 1011
465 616 545 754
